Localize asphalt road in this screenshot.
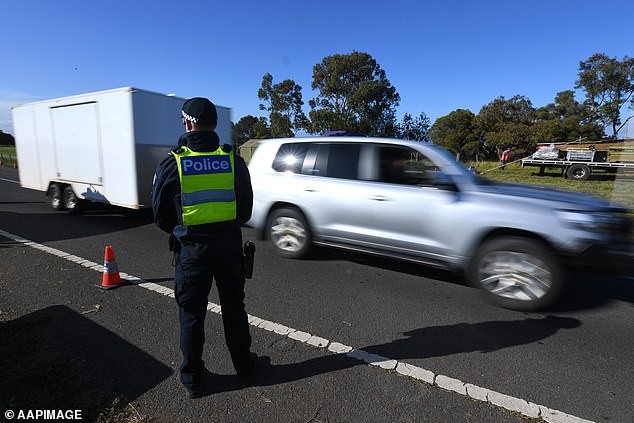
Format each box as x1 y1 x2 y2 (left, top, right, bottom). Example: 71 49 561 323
1 165 633 423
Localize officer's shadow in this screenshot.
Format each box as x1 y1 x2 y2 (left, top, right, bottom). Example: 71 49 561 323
194 315 580 397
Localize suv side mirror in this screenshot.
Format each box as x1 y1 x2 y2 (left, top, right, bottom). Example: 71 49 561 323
428 172 459 191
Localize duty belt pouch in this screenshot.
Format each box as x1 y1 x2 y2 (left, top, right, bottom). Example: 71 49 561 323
243 241 255 279
168 234 181 252
169 234 181 267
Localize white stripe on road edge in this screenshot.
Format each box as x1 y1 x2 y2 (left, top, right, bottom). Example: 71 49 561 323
0 229 593 423
0 177 20 184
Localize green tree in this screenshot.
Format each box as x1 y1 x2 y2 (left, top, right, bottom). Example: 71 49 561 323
473 95 536 157
0 130 15 146
532 90 604 143
258 73 307 137
575 53 634 137
307 52 400 136
398 112 431 141
232 115 270 148
429 109 479 159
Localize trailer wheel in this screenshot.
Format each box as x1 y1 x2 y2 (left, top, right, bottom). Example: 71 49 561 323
566 164 591 181
48 184 66 211
63 186 81 213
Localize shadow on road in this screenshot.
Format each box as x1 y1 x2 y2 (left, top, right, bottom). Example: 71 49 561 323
306 245 463 284
554 273 634 311
0 208 155 243
0 305 172 420
189 314 581 398
362 315 580 358
304 245 634 310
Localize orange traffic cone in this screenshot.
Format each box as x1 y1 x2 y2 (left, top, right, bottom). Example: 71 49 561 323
99 246 122 289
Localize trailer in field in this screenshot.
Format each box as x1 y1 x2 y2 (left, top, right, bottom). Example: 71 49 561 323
521 158 634 180
521 144 634 180
12 87 232 211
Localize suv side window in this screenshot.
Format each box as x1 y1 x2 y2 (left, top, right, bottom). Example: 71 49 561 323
304 143 361 180
377 145 437 185
272 143 310 173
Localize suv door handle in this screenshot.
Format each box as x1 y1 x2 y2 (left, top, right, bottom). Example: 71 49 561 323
304 187 318 192
369 195 391 202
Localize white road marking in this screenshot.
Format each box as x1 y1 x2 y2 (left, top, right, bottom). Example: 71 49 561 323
0 177 20 184
0 228 594 423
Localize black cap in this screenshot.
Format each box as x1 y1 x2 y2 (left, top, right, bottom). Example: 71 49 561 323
181 97 218 126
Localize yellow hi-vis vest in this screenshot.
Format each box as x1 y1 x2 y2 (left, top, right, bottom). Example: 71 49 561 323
171 146 237 226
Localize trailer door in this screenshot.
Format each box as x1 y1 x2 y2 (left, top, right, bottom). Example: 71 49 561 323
51 102 103 185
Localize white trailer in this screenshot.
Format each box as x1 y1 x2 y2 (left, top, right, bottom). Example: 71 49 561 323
12 87 232 211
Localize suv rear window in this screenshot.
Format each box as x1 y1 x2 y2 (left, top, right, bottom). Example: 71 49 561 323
272 143 310 173
272 142 362 180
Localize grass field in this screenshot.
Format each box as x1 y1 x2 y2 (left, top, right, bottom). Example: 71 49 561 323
0 145 16 155
0 146 17 167
468 160 634 211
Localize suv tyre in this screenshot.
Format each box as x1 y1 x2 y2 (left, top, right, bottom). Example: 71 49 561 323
470 237 565 311
267 208 312 259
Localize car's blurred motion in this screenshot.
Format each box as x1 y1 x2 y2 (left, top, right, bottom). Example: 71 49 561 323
246 137 633 311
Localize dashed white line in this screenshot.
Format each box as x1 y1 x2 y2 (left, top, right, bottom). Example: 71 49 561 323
0 228 594 423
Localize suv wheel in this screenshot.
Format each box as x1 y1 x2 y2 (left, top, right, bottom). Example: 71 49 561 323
267 208 311 258
470 237 564 311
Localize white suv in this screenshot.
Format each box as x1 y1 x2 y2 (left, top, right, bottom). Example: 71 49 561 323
247 136 633 311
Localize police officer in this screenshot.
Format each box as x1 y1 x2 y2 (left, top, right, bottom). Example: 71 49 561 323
152 97 256 398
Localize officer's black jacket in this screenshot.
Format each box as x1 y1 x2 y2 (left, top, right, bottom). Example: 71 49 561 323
151 130 253 245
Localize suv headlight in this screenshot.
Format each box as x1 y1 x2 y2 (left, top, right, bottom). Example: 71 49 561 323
556 211 594 228
556 210 631 236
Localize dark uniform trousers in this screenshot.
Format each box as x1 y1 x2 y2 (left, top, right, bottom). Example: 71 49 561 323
174 240 252 388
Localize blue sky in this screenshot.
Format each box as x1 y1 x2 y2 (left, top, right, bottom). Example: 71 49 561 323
1 0 632 136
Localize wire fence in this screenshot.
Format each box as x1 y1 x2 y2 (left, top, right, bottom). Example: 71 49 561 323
0 153 18 168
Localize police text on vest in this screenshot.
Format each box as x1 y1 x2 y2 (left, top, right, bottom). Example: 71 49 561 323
181 156 231 175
